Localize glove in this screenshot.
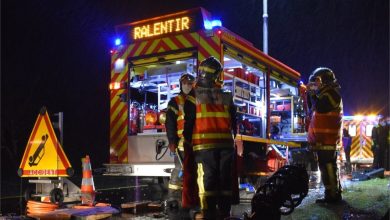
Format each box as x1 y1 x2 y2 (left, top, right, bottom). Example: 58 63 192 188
168 143 177 152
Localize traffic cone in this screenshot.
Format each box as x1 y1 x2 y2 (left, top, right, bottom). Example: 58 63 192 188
81 155 95 206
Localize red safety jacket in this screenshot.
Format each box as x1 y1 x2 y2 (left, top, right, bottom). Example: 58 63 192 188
191 102 234 151
166 93 187 151
308 111 342 150
175 94 185 151
307 85 342 150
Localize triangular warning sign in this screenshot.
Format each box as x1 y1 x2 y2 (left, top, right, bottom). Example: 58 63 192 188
18 107 73 177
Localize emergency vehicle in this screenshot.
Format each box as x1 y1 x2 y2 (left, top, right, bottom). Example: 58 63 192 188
342 115 379 164
106 8 306 179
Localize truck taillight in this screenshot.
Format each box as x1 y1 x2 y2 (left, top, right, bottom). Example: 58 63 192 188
109 81 127 90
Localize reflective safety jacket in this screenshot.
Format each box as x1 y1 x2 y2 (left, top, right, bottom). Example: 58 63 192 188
183 87 236 151
308 85 342 150
166 93 186 151
308 111 342 150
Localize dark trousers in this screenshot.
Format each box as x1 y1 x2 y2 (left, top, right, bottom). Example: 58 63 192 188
373 147 390 170
316 150 341 199
372 145 380 169
344 146 351 173
195 148 234 219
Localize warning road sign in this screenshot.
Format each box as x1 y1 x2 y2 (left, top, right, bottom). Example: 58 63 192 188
18 107 73 177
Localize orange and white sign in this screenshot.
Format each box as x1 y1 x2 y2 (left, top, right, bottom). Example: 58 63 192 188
18 108 72 177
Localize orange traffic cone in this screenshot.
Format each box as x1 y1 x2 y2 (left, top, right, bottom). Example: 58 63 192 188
81 155 95 206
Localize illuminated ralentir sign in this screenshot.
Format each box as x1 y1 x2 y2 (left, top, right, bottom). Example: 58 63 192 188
133 16 191 40
116 8 209 42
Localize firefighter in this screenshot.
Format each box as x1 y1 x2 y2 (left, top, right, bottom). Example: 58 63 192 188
182 57 237 220
165 73 195 209
372 116 390 170
307 67 343 203
342 128 352 174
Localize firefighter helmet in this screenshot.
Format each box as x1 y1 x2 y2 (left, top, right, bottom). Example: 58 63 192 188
308 73 316 83
312 67 337 85
179 73 195 94
197 56 223 88
179 73 195 85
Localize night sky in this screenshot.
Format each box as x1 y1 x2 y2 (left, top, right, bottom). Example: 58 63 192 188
2 0 389 175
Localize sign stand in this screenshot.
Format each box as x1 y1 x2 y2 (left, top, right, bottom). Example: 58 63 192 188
18 107 80 204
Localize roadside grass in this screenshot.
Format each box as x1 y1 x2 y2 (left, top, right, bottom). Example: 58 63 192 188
282 177 389 220
343 178 389 217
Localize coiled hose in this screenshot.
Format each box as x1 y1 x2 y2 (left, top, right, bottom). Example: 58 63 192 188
26 200 58 215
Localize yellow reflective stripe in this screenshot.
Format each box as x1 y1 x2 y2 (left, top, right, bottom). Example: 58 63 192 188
237 134 301 148
197 163 207 209
193 143 233 151
168 105 178 115
187 95 196 104
199 66 217 74
192 133 232 140
196 104 230 118
198 191 233 197
311 145 336 150
177 128 183 137
177 115 184 120
312 128 340 134
178 138 184 150
220 190 233 196
168 183 182 190
314 111 341 117
197 104 228 117
199 191 219 196
177 95 185 104
196 112 230 118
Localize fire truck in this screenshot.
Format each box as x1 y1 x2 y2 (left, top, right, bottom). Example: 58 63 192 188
105 8 308 180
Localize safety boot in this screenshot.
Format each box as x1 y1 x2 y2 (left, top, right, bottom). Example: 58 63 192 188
190 209 217 220
166 199 179 209
194 213 205 220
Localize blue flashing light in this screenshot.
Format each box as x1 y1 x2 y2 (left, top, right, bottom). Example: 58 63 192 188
204 19 222 30
115 38 122 46
204 20 212 30
211 19 222 27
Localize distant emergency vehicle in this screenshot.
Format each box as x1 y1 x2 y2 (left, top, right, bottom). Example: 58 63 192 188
342 115 380 164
